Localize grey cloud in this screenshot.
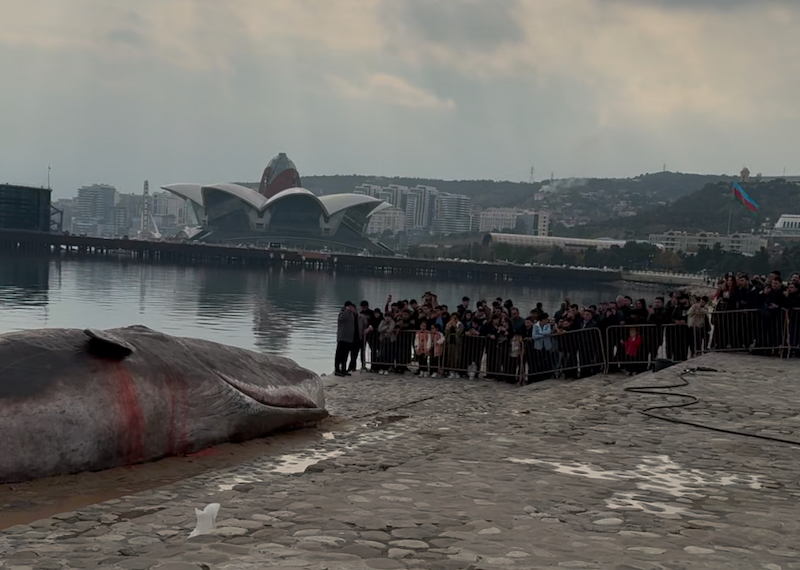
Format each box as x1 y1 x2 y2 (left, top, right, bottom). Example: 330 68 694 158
381 0 526 52
2 0 798 196
105 9 149 46
122 9 147 25
601 0 795 8
106 28 144 46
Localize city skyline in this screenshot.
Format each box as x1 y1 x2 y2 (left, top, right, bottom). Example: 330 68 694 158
2 1 799 197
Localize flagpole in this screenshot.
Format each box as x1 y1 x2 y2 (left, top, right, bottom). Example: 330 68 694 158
727 200 732 236
727 182 733 236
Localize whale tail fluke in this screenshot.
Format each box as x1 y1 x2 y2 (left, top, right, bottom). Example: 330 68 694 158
189 502 220 538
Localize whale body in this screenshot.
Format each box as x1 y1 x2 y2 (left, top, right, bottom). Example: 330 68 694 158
0 325 327 483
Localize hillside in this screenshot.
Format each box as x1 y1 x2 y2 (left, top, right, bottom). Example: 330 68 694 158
543 171 727 203
560 178 800 239
534 172 732 227
294 172 727 209
299 175 538 208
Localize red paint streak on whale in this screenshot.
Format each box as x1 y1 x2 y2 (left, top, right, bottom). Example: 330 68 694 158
109 362 145 465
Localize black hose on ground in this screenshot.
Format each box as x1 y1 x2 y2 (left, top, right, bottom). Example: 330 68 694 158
624 366 800 446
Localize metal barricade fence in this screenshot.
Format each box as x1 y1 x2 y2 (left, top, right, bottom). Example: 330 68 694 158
520 327 605 383
708 308 786 357
364 329 416 372
365 329 588 383
604 324 670 373
442 332 524 383
364 329 524 381
659 323 692 362
363 311 796 379
786 308 800 355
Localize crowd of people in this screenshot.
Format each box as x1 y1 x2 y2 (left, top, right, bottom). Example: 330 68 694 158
333 270 800 384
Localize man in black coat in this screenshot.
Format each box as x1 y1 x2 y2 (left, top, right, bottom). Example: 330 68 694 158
335 301 357 377
646 296 671 364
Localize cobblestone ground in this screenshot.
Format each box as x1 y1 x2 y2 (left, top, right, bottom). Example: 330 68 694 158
2 353 799 570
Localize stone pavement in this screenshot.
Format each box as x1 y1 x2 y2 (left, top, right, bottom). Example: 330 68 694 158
1 353 799 570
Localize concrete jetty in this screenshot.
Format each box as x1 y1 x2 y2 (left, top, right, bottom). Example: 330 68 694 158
1 353 798 569
0 228 623 284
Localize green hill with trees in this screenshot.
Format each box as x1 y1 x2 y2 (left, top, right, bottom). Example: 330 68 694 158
297 172 729 209
561 178 800 240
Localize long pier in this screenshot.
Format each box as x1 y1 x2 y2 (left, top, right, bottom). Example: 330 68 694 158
0 229 622 284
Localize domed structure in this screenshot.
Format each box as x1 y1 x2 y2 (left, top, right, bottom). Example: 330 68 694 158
161 183 391 254
161 153 392 253
259 152 302 198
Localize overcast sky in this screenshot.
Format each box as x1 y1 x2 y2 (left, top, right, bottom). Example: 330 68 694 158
1 0 798 197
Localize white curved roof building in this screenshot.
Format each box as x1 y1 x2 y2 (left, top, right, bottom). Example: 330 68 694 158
202 182 270 211
161 182 390 253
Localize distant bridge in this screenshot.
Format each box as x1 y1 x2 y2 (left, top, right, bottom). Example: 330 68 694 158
0 229 624 284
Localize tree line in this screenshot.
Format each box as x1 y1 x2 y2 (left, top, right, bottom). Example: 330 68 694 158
409 240 800 277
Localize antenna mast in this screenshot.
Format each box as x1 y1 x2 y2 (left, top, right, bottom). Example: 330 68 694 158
139 180 152 239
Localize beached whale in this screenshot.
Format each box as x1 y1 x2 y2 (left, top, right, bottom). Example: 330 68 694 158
0 325 327 483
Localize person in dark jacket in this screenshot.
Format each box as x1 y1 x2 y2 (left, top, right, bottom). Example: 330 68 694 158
576 309 602 378
646 297 671 365
480 315 504 380
785 281 800 354
755 276 786 354
349 301 372 372
666 294 691 362
730 273 759 349
629 299 649 324
335 301 357 377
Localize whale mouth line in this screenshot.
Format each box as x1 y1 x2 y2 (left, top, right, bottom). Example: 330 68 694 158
216 371 319 409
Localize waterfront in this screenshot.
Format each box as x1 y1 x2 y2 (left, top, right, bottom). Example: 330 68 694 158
0 256 664 375
2 353 799 569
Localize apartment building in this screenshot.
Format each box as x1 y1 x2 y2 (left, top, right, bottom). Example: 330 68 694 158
649 231 767 255
355 184 471 235
479 208 550 236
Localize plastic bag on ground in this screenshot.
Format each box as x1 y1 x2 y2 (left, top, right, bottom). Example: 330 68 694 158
189 502 220 538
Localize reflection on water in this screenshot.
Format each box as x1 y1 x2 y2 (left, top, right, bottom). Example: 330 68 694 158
0 256 50 307
252 270 320 354
0 257 663 374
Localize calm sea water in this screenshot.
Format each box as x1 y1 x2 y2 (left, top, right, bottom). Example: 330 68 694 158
0 256 662 374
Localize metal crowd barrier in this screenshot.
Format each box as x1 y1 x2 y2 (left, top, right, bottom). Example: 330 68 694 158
605 308 795 371
605 323 669 373
787 308 800 355
365 327 605 383
520 328 605 382
363 308 799 382
440 331 524 383
708 308 785 356
365 329 524 382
